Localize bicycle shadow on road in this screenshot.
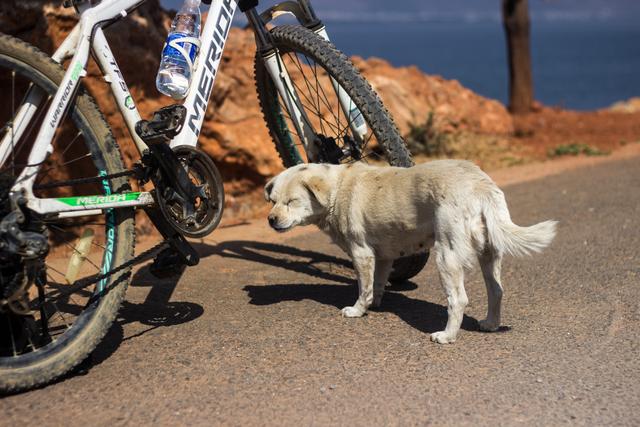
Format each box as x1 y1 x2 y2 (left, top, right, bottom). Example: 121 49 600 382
193 240 478 334
193 240 416 291
194 240 358 286
88 264 204 369
85 240 354 373
85 239 477 375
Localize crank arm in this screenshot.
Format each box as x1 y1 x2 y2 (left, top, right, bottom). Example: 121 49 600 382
144 206 199 267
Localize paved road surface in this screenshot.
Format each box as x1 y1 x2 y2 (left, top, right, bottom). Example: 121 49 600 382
2 156 639 426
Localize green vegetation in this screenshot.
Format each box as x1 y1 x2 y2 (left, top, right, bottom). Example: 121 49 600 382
548 143 609 158
500 155 526 167
406 112 453 157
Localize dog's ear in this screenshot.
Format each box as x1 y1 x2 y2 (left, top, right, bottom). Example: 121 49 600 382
303 175 330 207
264 177 276 202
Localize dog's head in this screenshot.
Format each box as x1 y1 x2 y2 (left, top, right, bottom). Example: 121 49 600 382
264 164 332 232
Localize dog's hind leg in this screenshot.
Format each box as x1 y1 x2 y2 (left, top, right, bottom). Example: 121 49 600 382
341 245 376 318
478 250 503 332
431 241 468 344
372 259 394 308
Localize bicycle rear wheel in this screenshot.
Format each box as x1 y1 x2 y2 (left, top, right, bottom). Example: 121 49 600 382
254 25 428 282
0 33 134 392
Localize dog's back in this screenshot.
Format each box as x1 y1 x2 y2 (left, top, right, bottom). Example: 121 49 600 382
330 160 556 261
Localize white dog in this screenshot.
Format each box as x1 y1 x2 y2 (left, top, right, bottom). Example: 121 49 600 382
265 160 557 343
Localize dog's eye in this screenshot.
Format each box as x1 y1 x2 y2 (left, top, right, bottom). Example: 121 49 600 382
286 198 300 206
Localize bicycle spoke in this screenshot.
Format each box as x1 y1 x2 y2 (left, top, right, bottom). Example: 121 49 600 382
7 315 17 357
50 300 71 331
52 238 102 273
286 53 323 113
305 55 343 127
294 52 340 125
39 153 91 178
278 74 343 138
276 54 347 147
44 263 66 279
60 131 83 157
11 70 16 172
288 53 327 135
25 328 37 353
284 53 344 137
48 223 107 250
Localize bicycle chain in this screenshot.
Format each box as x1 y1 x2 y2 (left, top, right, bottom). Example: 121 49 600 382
63 239 169 298
27 164 171 295
32 167 140 190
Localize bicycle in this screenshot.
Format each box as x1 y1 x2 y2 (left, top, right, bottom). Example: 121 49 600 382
0 0 428 392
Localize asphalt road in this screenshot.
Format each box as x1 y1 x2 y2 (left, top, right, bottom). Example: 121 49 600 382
1 155 639 426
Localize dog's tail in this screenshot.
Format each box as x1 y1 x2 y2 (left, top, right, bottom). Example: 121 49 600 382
482 189 557 257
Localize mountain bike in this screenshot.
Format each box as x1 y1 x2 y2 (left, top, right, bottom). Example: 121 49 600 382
0 0 428 392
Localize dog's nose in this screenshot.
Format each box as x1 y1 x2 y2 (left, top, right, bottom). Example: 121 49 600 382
268 215 276 228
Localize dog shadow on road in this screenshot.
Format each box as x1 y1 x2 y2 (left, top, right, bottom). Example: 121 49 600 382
199 240 479 334
244 282 479 335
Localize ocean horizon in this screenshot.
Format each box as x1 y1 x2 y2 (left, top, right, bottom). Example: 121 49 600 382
161 0 640 111
322 19 640 111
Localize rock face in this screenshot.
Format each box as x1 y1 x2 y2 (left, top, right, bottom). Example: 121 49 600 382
608 98 640 114
1 1 513 220
354 57 513 136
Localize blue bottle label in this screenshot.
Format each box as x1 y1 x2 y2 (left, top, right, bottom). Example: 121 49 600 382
163 32 198 63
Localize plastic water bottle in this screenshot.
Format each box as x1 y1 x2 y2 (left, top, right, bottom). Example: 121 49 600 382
156 0 202 99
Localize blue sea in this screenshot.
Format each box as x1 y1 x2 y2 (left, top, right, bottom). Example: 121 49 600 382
318 19 640 111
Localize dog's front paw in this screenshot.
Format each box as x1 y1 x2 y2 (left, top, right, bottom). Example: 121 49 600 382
341 306 365 318
478 319 500 332
430 331 456 344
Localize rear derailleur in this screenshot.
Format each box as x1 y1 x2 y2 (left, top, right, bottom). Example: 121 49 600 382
0 199 49 329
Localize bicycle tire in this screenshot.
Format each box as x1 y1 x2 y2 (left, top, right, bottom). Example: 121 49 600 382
254 25 428 283
0 33 135 393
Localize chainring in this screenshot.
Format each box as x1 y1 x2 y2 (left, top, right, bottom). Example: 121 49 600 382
155 146 225 239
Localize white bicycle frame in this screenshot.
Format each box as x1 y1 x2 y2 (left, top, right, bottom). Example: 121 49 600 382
0 0 363 219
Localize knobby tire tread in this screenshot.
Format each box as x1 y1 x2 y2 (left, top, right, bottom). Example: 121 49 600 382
0 33 135 393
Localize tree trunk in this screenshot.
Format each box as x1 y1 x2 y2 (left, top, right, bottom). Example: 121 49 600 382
502 0 534 114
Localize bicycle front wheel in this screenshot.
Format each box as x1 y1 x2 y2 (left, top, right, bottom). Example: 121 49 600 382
254 25 428 282
0 33 135 392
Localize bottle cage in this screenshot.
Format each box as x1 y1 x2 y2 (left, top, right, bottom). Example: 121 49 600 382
165 36 202 71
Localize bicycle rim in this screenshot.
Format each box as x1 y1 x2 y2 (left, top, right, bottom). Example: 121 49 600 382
0 48 131 378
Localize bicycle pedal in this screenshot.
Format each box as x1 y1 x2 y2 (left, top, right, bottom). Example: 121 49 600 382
149 247 188 279
135 105 187 145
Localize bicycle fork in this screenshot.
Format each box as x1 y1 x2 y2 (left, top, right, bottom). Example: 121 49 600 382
245 0 368 160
